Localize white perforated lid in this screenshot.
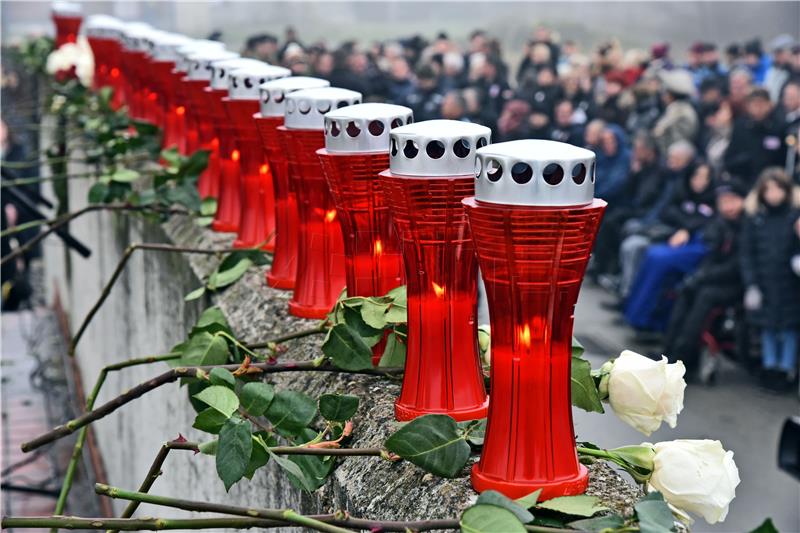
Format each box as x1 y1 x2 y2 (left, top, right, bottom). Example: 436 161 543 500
259 77 329 117
227 64 291 100
284 87 362 130
121 22 153 52
186 49 239 81
475 140 595 206
174 40 226 72
324 103 413 154
84 15 123 39
388 120 491 177
209 58 265 90
148 33 194 63
52 1 81 17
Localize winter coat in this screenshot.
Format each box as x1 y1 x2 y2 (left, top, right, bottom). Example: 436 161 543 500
724 112 787 186
689 215 743 288
595 124 631 204
740 204 800 328
659 169 716 234
652 99 699 156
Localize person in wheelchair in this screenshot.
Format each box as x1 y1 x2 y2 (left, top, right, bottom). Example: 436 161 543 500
663 180 747 381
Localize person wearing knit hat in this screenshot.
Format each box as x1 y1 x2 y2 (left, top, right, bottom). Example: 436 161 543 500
662 177 748 382
652 69 699 156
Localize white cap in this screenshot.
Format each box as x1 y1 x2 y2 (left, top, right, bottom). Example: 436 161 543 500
52 1 81 17
174 40 226 72
259 76 329 117
475 140 595 206
284 87 362 130
324 103 413 154
120 22 154 52
388 119 491 177
227 64 291 100
186 49 239 81
147 33 194 62
84 15 123 39
208 57 265 90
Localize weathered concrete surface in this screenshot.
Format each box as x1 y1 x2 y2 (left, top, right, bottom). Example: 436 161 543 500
41 164 640 530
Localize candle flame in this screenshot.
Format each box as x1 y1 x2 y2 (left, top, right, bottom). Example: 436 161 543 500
147 92 157 101
259 164 269 175
374 239 383 256
519 324 531 348
110 67 120 78
231 149 240 162
176 105 186 116
325 209 337 223
432 282 445 298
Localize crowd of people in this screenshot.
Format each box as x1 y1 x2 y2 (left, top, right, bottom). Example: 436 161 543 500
241 27 800 390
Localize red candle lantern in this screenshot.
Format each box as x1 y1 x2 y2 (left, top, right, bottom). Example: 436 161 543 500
206 57 265 233
318 103 411 363
224 64 291 249
379 120 490 421
465 140 605 500
119 23 153 120
84 15 124 98
145 32 193 129
51 2 82 48
184 48 240 199
255 77 330 289
172 40 226 154
280 87 361 318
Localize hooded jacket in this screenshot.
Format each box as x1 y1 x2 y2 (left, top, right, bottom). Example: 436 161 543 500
595 124 631 204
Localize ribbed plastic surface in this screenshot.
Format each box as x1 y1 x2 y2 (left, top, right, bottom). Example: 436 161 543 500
379 171 488 421
184 81 220 199
255 115 298 289
319 151 404 363
464 197 606 500
207 89 241 233
280 128 346 318
52 12 81 47
225 99 274 250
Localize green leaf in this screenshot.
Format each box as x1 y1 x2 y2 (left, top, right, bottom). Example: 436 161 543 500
476 491 534 523
193 407 228 434
239 382 275 417
318 394 359 422
198 439 218 455
256 436 317 492
749 519 779 533
192 306 232 336
386 285 407 307
286 428 336 492
634 491 674 533
568 514 626 532
360 298 391 329
572 337 585 358
244 435 270 479
200 197 217 216
160 147 181 167
216 416 252 491
207 252 255 290
458 418 486 446
571 356 604 413
184 286 206 301
209 368 235 389
536 495 607 518
180 149 210 179
265 390 316 435
384 414 470 478
187 380 210 413
87 182 109 203
322 324 373 371
165 182 201 212
111 168 140 183
193 385 239 417
514 489 542 510
182 332 229 366
343 307 383 347
460 505 526 533
195 216 214 227
379 332 406 367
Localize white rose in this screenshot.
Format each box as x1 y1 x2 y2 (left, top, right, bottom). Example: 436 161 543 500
607 350 686 436
648 439 740 524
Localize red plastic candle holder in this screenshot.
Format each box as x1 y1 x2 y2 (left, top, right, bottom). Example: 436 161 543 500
318 103 413 363
51 3 82 47
380 120 491 421
224 64 290 249
465 140 605 500
280 87 362 319
85 16 123 95
255 77 331 290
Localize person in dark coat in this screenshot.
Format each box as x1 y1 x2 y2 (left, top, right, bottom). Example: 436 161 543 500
663 181 748 377
740 167 800 389
595 123 631 205
724 88 787 186
549 99 584 146
623 161 717 333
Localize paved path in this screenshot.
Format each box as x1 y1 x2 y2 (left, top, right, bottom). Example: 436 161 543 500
574 284 800 533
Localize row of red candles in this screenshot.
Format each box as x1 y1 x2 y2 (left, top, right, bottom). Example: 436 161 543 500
58 12 607 501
